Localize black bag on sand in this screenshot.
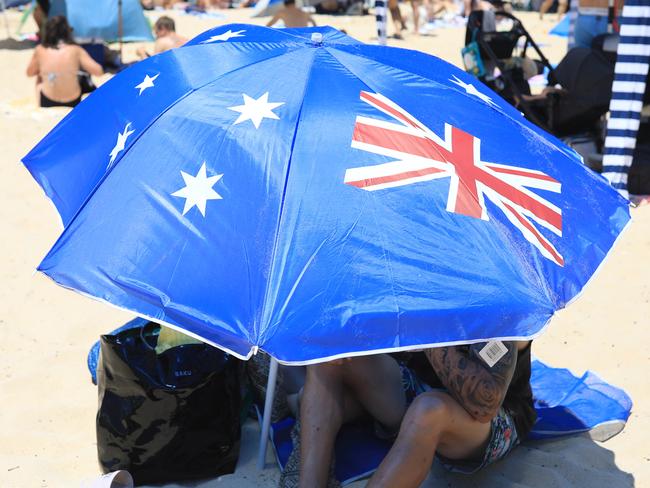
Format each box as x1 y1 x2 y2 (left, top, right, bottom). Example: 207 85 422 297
96 322 241 485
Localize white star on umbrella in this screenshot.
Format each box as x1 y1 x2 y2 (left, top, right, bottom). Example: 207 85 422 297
200 29 246 43
171 162 223 217
449 75 497 106
135 73 159 95
109 123 135 166
228 92 284 129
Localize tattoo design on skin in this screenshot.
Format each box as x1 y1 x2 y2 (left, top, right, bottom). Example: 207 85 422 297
424 342 518 422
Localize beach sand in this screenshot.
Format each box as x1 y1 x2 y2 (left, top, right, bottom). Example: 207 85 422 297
1 6 648 487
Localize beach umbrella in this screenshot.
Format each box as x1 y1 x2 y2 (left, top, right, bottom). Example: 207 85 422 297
48 0 153 42
602 0 650 197
23 23 629 466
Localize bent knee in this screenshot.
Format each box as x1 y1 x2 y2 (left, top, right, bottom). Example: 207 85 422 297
406 392 453 429
307 361 343 378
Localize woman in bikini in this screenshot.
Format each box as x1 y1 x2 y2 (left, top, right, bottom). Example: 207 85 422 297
26 16 103 109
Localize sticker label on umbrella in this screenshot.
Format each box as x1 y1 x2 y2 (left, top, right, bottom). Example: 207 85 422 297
478 341 509 367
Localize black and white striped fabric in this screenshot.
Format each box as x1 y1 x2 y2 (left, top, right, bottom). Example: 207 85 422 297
602 0 650 197
375 0 387 46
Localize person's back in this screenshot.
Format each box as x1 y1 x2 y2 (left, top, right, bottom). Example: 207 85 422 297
34 44 83 102
267 0 316 28
26 16 103 107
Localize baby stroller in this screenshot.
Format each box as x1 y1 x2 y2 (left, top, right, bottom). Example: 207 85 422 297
463 8 615 136
463 9 650 193
463 9 557 131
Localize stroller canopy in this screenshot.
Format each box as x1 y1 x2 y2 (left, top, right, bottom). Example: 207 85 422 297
49 0 153 42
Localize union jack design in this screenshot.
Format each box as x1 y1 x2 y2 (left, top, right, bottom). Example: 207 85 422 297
344 91 564 266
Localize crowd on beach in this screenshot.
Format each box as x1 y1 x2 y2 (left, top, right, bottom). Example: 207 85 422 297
24 0 618 110
16 0 642 486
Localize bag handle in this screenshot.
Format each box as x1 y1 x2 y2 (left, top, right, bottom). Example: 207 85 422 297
139 322 159 351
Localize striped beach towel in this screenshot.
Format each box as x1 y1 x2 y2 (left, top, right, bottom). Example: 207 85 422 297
602 0 650 197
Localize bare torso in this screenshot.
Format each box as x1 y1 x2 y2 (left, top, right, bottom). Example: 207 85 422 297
268 6 315 28
579 0 608 8
27 42 103 105
32 44 84 102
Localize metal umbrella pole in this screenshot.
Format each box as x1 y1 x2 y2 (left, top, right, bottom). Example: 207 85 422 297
257 357 279 469
118 0 123 61
1 0 10 39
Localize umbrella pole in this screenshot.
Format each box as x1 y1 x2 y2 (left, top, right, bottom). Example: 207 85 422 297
118 0 123 61
257 357 279 470
1 0 10 39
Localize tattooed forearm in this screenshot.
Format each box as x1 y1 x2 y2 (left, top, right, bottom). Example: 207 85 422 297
424 342 517 422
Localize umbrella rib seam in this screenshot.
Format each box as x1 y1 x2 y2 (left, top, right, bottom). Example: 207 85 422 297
256 48 319 350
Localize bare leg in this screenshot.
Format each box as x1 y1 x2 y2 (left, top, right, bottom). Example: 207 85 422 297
539 0 553 19
557 0 568 19
299 364 361 488
368 391 492 488
388 0 406 37
299 355 406 488
411 0 421 33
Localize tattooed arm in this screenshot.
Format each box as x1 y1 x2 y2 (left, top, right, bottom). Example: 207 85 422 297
424 342 518 423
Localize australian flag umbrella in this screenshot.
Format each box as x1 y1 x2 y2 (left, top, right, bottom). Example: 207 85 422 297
23 24 629 366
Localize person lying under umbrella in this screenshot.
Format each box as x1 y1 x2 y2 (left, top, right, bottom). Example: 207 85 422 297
297 340 535 487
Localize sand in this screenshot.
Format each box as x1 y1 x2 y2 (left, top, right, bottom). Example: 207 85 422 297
0 5 648 488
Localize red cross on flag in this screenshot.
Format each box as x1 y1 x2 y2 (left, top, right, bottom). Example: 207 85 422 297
344 91 564 266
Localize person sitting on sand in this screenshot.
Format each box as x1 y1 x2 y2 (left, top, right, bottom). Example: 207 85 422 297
26 16 103 109
137 16 188 59
296 341 535 487
267 0 316 28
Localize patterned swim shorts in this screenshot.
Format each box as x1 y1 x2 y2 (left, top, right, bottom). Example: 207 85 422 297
400 364 520 474
436 406 519 474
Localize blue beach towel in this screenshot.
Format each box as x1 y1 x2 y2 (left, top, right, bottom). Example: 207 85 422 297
550 15 570 37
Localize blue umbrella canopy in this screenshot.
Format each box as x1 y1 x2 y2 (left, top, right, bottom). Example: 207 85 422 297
23 25 629 364
49 0 153 42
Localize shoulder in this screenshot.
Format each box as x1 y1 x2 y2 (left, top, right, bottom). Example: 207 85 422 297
71 44 86 55
155 36 174 51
